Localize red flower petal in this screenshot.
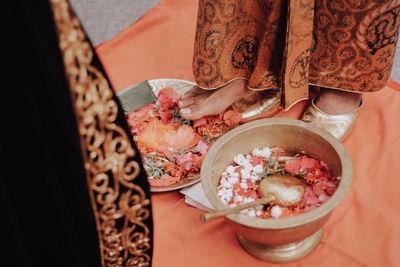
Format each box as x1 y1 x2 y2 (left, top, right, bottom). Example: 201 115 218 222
159 109 174 124
157 87 180 110
322 180 337 195
312 182 325 196
284 159 301 173
250 156 262 166
193 117 207 128
243 190 259 199
158 87 181 102
196 140 210 155
223 110 242 126
175 152 192 165
300 157 318 170
148 174 180 187
303 186 320 206
318 193 330 203
157 95 173 109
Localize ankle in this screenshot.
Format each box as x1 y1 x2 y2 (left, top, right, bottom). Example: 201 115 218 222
315 89 361 115
227 79 251 97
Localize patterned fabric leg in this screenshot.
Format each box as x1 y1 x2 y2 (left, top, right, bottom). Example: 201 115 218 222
193 0 287 90
309 0 400 93
193 0 400 107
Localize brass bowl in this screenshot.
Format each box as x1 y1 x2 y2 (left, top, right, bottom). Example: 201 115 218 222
201 118 353 263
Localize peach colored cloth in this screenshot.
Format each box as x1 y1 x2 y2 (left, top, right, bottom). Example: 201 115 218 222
96 0 400 266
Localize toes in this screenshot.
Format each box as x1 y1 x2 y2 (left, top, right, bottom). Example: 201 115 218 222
178 98 194 108
180 106 198 120
180 97 226 120
179 85 210 108
182 85 203 99
178 94 208 108
179 79 250 120
179 107 192 118
180 105 207 120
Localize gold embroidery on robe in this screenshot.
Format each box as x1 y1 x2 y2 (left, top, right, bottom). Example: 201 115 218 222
50 0 152 266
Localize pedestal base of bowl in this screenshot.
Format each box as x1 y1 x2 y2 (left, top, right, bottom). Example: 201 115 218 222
236 228 323 263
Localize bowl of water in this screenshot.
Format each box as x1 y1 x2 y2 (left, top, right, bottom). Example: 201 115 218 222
201 118 353 263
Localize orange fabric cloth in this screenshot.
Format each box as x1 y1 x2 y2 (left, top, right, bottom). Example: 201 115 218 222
96 0 400 266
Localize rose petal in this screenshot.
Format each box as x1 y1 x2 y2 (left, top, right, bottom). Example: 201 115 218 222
318 193 330 203
159 110 174 124
223 110 242 126
156 87 180 110
284 159 301 173
303 186 320 206
250 156 262 166
158 87 181 102
312 182 326 196
196 140 210 155
127 103 154 119
300 157 318 170
320 180 337 195
243 190 259 199
157 94 174 110
193 118 207 128
175 152 192 165
148 174 180 187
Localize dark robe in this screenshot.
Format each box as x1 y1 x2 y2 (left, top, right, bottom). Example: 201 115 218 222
1 0 153 266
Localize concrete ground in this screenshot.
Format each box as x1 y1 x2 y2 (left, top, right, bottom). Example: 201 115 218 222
70 0 161 46
70 0 399 82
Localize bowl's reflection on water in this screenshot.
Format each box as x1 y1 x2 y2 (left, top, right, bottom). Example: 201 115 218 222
201 118 353 263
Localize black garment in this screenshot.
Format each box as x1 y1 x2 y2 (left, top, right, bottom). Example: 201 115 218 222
1 1 153 266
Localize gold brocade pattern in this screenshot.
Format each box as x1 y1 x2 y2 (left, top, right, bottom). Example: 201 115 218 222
50 0 152 266
193 0 400 107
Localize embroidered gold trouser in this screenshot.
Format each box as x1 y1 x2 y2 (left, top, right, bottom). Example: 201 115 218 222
193 0 400 108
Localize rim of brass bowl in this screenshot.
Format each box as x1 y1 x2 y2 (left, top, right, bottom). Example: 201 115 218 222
201 118 353 229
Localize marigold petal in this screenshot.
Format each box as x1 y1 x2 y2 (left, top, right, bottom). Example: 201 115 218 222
223 110 242 126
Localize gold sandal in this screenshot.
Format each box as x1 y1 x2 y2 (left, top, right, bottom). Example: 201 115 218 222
301 98 362 141
231 90 281 123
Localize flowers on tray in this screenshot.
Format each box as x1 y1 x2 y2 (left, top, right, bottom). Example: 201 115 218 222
126 87 242 187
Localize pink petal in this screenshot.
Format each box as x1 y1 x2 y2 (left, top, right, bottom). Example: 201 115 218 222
318 193 330 203
159 110 174 124
149 174 180 187
325 185 337 196
303 186 320 206
193 118 207 128
250 156 262 166
300 157 318 170
312 182 325 196
284 159 301 173
322 180 337 195
156 94 173 109
196 140 210 155
176 152 192 165
158 87 180 102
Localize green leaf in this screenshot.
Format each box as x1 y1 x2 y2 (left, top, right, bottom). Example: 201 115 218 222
170 108 193 126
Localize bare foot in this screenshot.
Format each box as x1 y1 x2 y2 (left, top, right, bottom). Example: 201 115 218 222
179 79 252 120
315 88 362 115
